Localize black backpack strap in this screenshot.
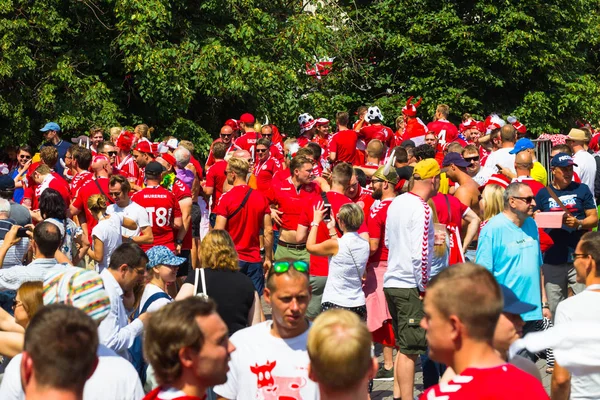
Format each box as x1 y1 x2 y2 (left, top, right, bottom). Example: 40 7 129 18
93 179 114 204
228 188 253 220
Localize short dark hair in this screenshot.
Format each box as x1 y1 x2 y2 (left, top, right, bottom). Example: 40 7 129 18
72 146 92 170
24 304 98 393
331 162 353 188
290 156 313 174
212 142 227 160
33 221 62 257
414 144 436 161
353 168 367 188
336 112 349 127
18 145 33 156
108 243 149 270
306 142 322 159
393 147 408 163
109 174 131 194
552 144 572 155
256 138 271 148
144 297 217 385
39 188 67 222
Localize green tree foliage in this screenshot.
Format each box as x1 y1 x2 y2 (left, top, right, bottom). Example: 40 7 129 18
1 0 599 154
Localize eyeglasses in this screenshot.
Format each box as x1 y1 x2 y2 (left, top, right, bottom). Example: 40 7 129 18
256 148 268 153
512 196 535 204
272 261 309 274
12 299 22 311
573 253 590 259
261 133 272 137
19 155 31 160
464 156 480 163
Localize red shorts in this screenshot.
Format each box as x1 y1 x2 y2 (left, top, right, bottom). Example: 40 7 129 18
371 319 396 347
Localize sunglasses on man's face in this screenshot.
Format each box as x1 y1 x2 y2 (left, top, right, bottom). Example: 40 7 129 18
512 196 535 204
221 134 232 138
103 151 117 156
464 156 480 163
256 148 268 154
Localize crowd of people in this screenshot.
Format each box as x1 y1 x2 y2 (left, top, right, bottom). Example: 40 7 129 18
0 99 598 400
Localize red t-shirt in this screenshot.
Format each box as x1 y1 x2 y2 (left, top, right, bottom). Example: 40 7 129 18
267 177 321 231
171 179 193 250
27 174 70 210
253 157 281 192
135 167 146 189
351 186 375 218
214 185 270 262
116 154 139 183
272 169 291 187
70 170 93 196
512 176 545 196
311 135 331 159
131 185 181 251
359 124 394 147
205 160 227 210
298 191 368 276
189 155 203 181
329 130 358 165
427 119 459 146
431 193 468 227
235 132 260 160
402 118 428 145
72 177 111 243
367 198 393 262
420 364 548 400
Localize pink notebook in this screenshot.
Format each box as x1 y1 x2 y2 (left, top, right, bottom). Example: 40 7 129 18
534 211 565 228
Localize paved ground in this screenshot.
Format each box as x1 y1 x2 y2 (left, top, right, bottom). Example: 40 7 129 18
262 300 552 399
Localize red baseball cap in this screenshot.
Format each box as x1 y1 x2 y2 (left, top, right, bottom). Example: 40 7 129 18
239 113 255 124
225 119 240 131
134 140 152 154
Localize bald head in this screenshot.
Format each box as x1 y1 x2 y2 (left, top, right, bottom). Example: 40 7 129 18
233 149 251 162
220 125 233 135
91 155 110 177
514 150 533 175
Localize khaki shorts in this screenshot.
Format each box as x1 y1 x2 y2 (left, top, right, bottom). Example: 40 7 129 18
384 287 427 355
307 275 327 320
274 245 310 263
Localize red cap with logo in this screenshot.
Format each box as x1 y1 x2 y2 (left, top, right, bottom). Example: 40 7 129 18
239 113 255 124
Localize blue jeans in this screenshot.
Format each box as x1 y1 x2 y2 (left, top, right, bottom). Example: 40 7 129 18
420 351 447 389
239 260 265 296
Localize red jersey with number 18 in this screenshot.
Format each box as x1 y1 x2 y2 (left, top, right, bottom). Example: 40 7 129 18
420 364 548 400
131 185 181 251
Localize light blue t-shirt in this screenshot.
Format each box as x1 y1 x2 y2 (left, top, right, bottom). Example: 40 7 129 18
476 213 543 321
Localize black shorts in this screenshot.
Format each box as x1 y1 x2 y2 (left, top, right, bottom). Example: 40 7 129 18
191 202 201 238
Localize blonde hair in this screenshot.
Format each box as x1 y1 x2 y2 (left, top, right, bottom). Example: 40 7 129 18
481 184 505 222
227 157 249 178
200 230 239 271
135 124 154 140
179 140 194 153
337 203 364 232
89 127 103 137
109 127 121 142
427 199 447 258
17 281 44 324
307 309 372 391
87 194 108 213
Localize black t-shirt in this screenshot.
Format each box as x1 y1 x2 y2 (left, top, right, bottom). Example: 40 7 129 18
185 268 256 335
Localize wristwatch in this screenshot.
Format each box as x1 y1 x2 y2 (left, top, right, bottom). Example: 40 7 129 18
577 220 583 230
175 239 183 245
542 302 549 309
310 222 319 227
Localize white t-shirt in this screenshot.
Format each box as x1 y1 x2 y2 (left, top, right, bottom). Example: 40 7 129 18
555 289 600 399
323 232 369 307
139 283 172 314
573 149 597 196
0 345 144 400
480 147 516 182
91 214 123 272
213 321 318 400
107 201 150 237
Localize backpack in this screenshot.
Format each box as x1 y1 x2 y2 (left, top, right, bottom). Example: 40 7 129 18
128 291 171 384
